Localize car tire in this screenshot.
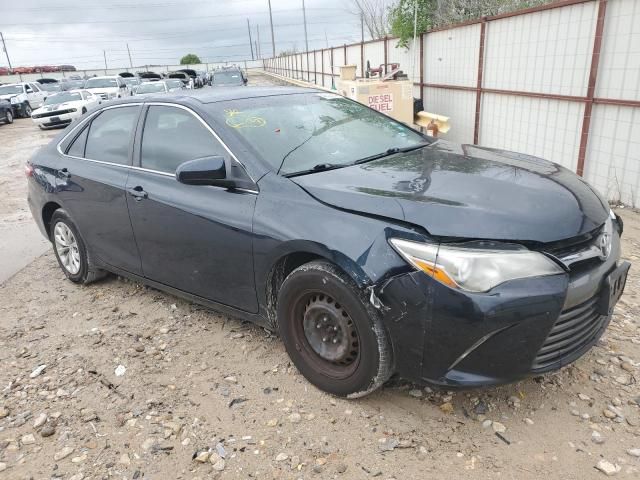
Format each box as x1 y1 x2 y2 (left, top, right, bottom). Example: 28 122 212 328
4 110 12 124
277 260 393 398
50 209 108 284
23 102 32 118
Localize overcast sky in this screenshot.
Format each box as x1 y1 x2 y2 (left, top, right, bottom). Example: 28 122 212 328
0 0 367 70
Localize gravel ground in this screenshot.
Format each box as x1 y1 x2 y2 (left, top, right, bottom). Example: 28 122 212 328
0 72 639 480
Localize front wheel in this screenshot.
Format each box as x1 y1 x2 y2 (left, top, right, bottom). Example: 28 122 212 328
50 209 107 284
4 110 12 124
277 260 393 397
22 102 32 118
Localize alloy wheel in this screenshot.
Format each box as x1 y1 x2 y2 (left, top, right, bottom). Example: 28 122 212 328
54 222 81 275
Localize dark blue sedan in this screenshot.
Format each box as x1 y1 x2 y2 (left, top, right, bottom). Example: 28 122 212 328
26 87 629 397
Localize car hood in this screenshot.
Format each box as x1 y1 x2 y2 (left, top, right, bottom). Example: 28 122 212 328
34 100 83 113
289 141 609 243
0 94 21 101
85 87 118 94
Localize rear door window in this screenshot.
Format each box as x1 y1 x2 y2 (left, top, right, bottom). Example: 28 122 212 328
140 105 227 174
85 106 139 165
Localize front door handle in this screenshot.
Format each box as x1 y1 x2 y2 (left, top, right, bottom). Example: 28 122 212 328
127 186 148 201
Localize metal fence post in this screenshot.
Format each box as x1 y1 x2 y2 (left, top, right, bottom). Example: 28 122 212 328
321 49 325 87
473 18 487 145
419 33 424 102
577 0 608 177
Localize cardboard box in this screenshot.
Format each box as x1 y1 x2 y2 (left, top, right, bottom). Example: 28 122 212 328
338 78 414 125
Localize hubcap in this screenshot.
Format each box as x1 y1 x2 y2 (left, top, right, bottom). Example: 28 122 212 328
302 294 359 366
54 222 81 274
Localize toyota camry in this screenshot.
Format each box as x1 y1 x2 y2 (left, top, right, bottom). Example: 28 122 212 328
27 87 629 397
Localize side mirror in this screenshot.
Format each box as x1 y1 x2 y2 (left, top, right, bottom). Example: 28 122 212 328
176 156 232 187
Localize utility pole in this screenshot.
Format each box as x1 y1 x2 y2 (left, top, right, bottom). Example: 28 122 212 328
302 0 309 53
268 0 275 57
247 19 255 60
126 43 133 68
254 40 259 60
103 50 108 74
0 32 13 74
256 25 261 59
361 12 365 43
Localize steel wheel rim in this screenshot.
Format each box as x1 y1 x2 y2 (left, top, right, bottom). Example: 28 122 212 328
54 222 81 275
6 111 12 122
292 291 361 379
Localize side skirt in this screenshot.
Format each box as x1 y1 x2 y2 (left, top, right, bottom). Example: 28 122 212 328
101 263 270 329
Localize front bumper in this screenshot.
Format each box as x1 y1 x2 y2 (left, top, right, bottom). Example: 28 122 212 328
32 111 79 128
378 230 627 387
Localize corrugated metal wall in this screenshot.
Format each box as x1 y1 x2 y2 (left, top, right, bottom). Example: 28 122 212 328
264 0 640 206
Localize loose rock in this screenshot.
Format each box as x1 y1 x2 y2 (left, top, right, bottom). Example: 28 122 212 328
595 459 620 476
54 446 74 461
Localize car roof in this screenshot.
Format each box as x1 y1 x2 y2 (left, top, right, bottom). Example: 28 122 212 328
87 75 120 80
112 86 319 106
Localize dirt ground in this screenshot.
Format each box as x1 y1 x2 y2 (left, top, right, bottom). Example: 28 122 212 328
0 72 639 480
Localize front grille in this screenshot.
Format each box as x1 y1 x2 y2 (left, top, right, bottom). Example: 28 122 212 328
533 295 606 369
32 109 75 119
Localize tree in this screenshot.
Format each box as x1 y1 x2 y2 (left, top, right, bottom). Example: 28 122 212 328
180 54 201 65
389 0 436 48
389 0 552 48
350 0 390 40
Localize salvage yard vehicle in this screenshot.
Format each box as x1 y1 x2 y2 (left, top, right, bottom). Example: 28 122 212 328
163 79 186 92
0 82 47 117
31 90 100 129
133 81 173 96
211 68 247 87
0 98 13 124
26 87 629 398
84 76 129 101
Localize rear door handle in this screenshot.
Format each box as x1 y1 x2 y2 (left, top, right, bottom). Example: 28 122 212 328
127 186 148 201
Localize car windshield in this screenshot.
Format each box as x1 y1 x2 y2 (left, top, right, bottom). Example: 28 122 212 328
137 82 166 93
0 85 23 95
45 92 82 105
85 78 118 88
213 71 242 85
214 93 427 175
123 78 139 86
165 79 182 88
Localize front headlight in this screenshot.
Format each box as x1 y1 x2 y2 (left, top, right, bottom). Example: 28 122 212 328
10 96 18 104
390 238 564 293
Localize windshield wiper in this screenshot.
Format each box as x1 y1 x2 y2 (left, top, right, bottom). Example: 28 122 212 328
283 163 347 178
352 143 430 165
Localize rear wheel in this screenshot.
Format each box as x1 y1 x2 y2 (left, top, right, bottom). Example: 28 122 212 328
277 260 393 397
50 209 107 284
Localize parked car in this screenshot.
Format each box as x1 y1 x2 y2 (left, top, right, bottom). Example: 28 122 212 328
60 79 86 91
167 71 191 88
211 68 247 87
177 68 201 88
31 90 100 129
0 82 47 117
84 76 128 101
163 79 186 92
26 88 629 397
0 98 13 124
133 81 172 96
36 78 59 85
138 71 163 82
39 83 63 94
